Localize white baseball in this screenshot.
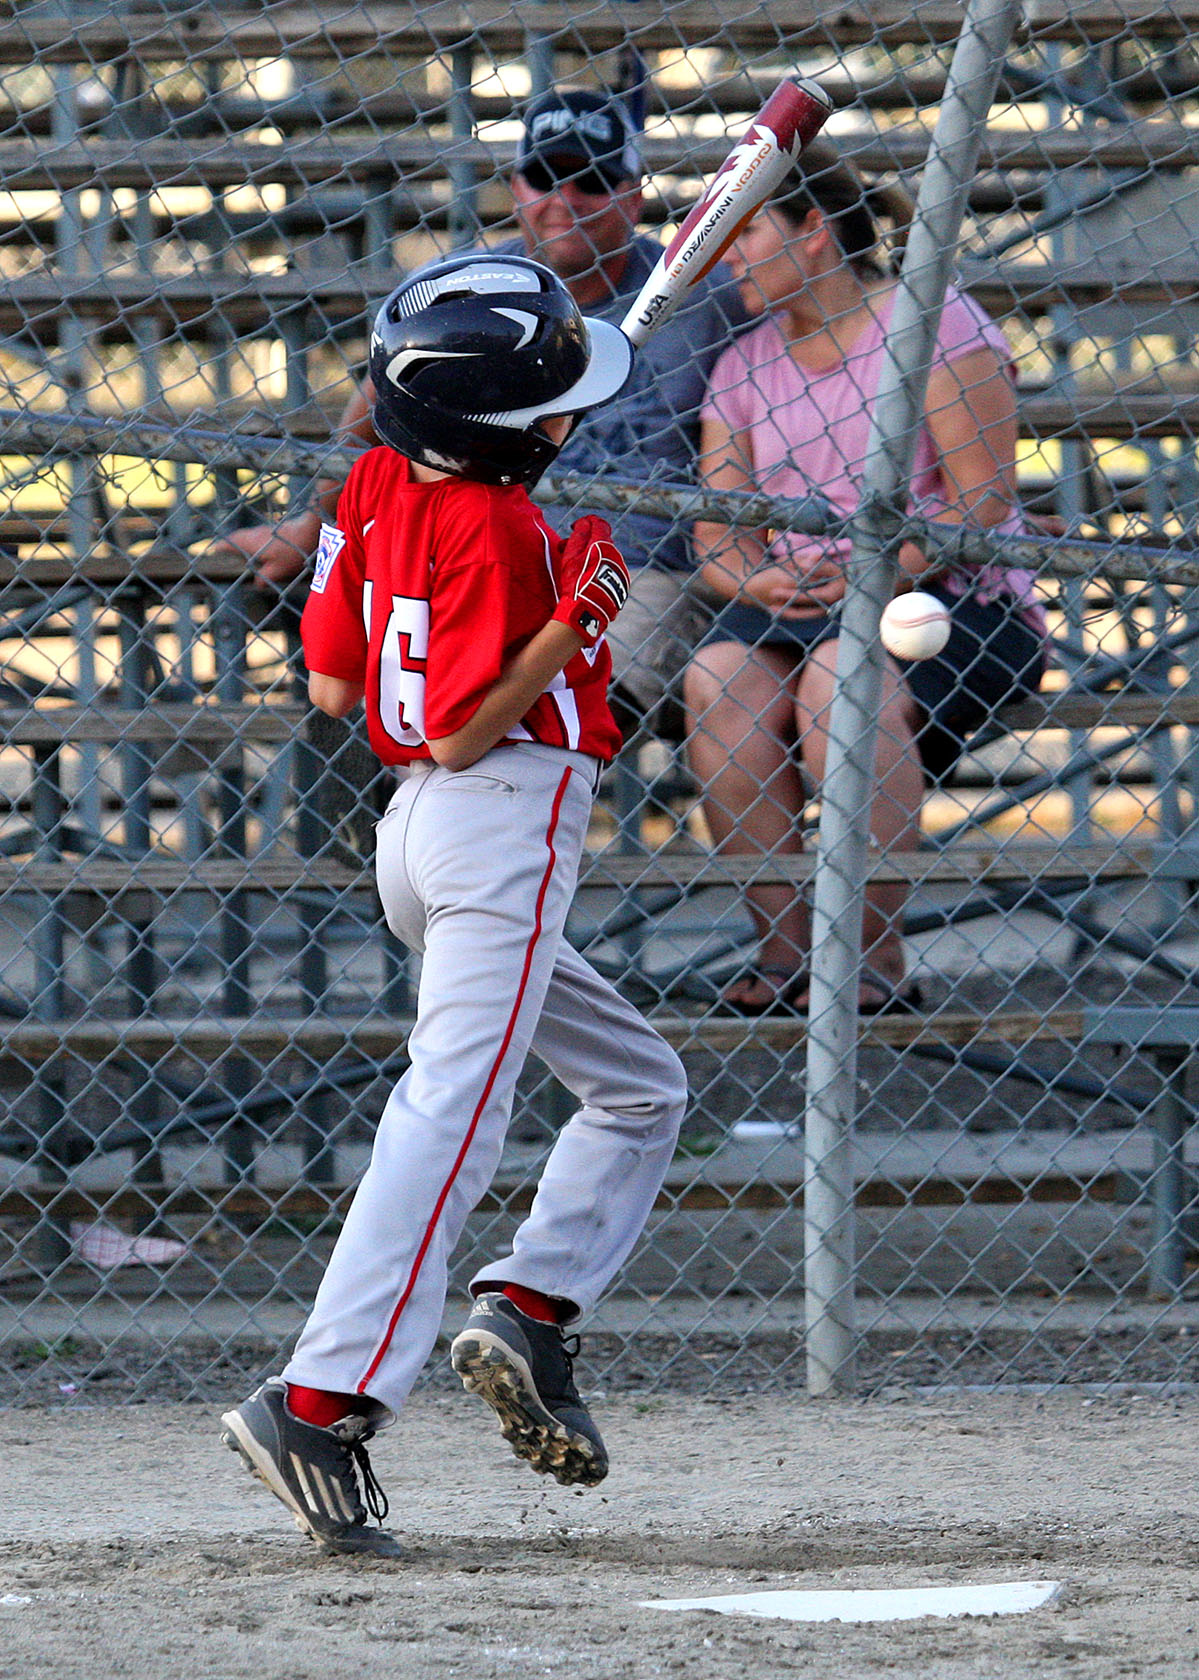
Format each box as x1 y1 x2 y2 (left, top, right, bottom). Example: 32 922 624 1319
880 591 951 661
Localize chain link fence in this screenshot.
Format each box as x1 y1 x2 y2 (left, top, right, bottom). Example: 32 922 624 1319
3 0 1199 1402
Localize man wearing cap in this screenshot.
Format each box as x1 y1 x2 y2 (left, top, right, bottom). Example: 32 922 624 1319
221 87 745 735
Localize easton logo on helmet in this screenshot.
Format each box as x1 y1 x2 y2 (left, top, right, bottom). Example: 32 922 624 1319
392 263 540 318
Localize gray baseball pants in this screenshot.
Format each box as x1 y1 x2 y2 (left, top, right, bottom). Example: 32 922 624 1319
283 741 687 1418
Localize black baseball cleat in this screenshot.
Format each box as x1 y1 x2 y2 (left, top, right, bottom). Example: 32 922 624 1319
220 1377 403 1559
450 1293 608 1487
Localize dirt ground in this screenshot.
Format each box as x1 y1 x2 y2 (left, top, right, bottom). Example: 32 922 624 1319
2 1389 1197 1679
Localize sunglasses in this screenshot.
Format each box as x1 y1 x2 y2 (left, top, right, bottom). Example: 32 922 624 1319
518 158 618 198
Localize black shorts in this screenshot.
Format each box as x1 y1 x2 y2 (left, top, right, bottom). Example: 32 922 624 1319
701 583 1048 783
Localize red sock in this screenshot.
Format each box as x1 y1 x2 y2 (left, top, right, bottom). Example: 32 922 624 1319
501 1283 562 1324
286 1383 361 1428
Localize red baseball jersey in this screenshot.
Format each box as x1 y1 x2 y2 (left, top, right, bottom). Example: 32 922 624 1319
300 446 622 767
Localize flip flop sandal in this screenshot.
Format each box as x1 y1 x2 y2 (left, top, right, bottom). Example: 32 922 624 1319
718 964 809 1017
857 969 925 1016
787 971 925 1017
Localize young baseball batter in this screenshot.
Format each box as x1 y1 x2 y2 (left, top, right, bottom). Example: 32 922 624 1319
220 254 688 1558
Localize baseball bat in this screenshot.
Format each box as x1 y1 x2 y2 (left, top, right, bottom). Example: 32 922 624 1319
619 76 834 349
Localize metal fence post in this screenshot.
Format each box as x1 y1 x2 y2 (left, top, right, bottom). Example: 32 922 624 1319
803 0 1027 1396
1147 1045 1190 1298
449 43 479 249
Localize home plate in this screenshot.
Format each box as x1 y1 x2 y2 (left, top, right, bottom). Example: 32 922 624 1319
640 1580 1061 1623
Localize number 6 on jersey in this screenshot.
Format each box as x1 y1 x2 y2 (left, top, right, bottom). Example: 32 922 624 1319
369 584 428 747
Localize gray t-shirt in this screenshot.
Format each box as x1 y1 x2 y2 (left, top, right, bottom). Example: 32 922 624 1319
497 233 746 570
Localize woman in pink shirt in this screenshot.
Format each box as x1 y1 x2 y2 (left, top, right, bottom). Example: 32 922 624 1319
685 141 1047 1015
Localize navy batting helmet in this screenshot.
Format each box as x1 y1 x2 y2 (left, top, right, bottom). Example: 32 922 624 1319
368 254 633 486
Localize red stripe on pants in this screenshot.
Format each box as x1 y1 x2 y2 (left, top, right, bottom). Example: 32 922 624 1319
357 765 574 1392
